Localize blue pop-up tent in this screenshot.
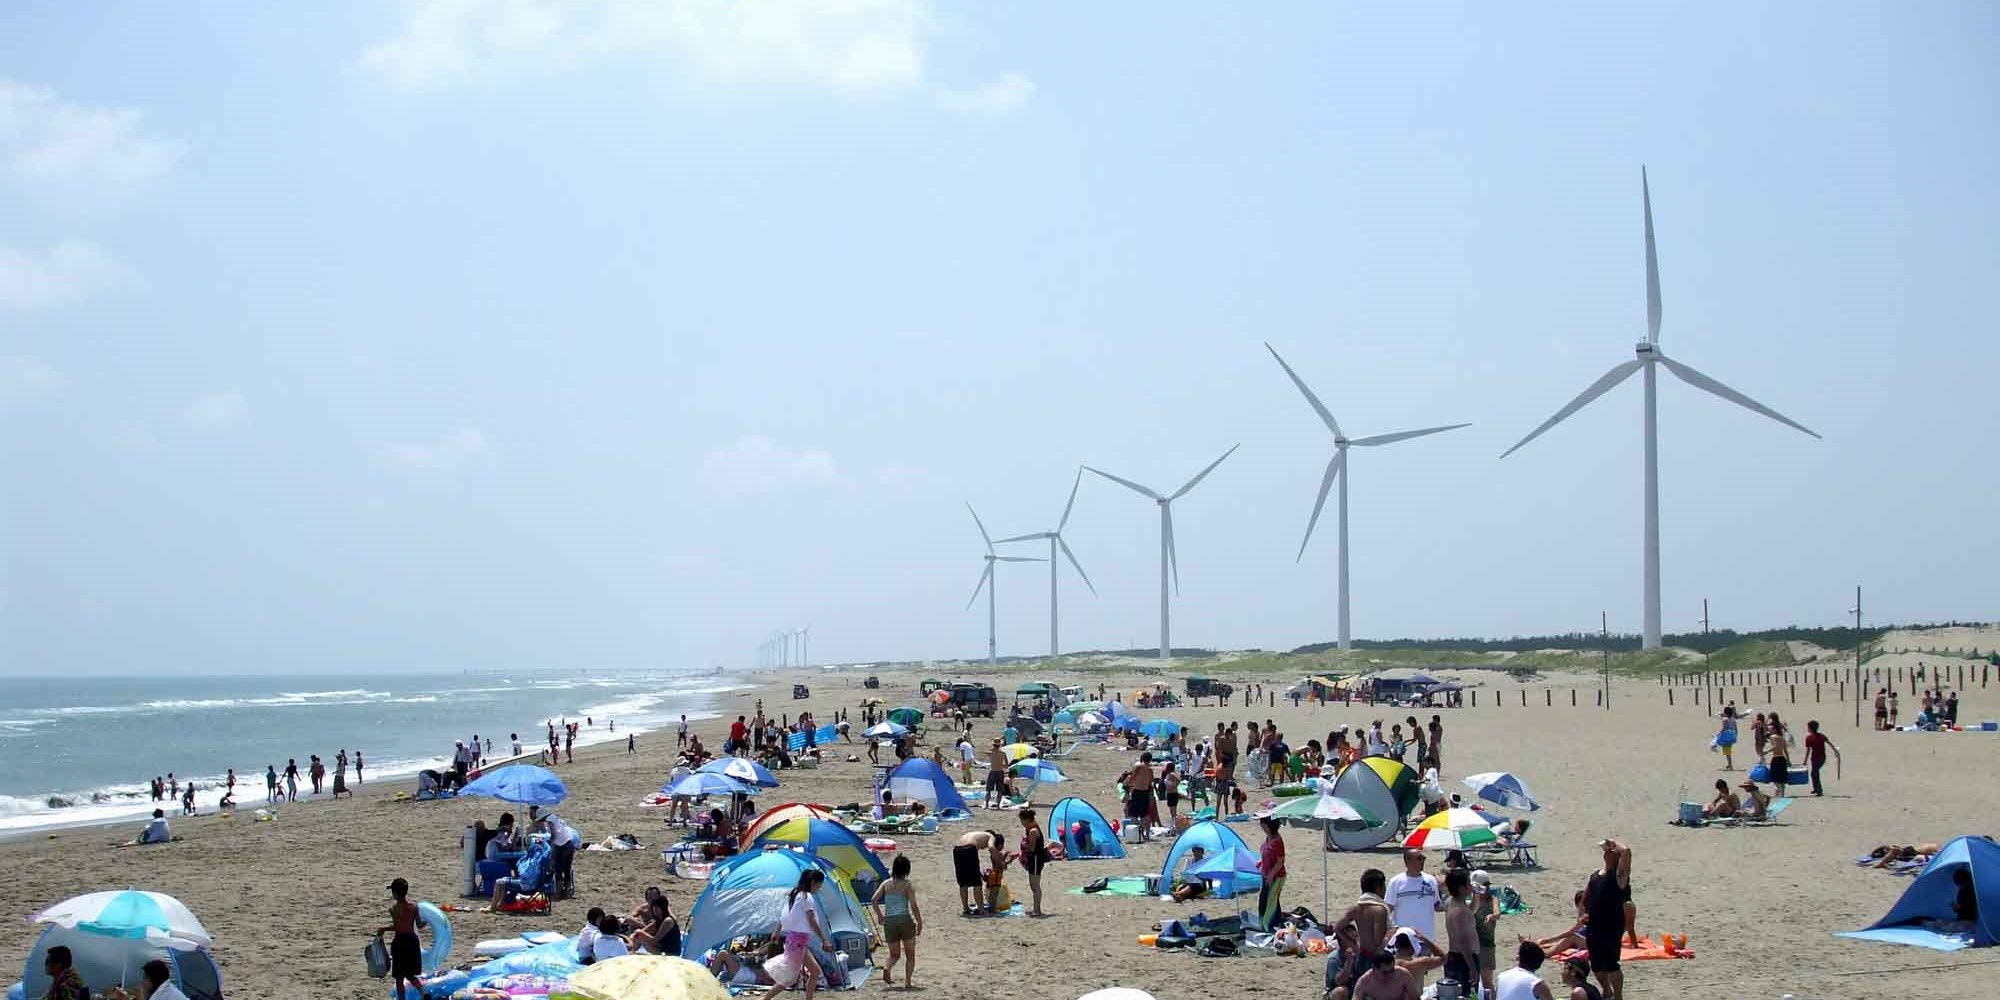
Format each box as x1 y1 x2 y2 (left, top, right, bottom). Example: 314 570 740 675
1159 820 1252 892
1048 796 1123 859
1839 836 2000 950
881 758 969 816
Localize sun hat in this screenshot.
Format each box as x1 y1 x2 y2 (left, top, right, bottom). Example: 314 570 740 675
1470 870 1491 892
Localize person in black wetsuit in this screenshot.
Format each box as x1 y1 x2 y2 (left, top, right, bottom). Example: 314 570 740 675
1582 839 1631 1000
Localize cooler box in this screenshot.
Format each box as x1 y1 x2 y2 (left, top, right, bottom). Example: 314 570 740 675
1981 721 1997 732
1676 802 1702 826
831 931 868 968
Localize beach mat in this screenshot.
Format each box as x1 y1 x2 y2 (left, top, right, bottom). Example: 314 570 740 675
1837 926 1976 951
1555 935 1692 963
1067 876 1156 897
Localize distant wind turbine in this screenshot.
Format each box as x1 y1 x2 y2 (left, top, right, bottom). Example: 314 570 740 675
965 503 1043 666
1265 343 1469 652
1085 446 1239 661
996 469 1097 657
1500 168 1820 649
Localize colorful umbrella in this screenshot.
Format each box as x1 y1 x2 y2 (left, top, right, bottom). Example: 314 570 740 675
886 707 924 728
1009 759 1067 783
554 954 729 1000
1461 771 1540 812
999 742 1038 762
662 772 757 798
698 756 780 788
1402 808 1500 850
863 721 910 739
460 764 568 806
31 890 212 946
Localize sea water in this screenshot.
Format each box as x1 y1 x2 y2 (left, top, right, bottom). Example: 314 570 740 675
0 669 743 834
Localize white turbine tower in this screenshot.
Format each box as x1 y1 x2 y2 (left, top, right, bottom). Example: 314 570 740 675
1501 168 1820 649
965 503 1043 666
995 469 1097 657
1265 343 1469 652
1085 445 1239 661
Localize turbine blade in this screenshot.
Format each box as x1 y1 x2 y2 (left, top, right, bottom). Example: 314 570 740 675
1164 503 1180 597
1084 466 1162 500
1295 450 1343 562
1349 422 1472 447
995 556 1045 563
993 532 1048 544
1498 360 1643 459
1644 167 1662 344
1058 536 1096 595
1057 467 1083 532
1170 444 1240 500
1265 343 1343 438
966 502 993 549
1659 355 1821 439
965 563 993 610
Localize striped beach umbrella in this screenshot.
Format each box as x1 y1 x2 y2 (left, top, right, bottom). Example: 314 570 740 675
1402 807 1501 850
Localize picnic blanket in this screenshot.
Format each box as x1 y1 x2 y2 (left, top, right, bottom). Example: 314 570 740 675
1068 876 1156 897
1555 935 1693 963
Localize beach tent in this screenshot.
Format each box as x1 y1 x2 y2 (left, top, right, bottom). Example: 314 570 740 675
1051 709 1080 731
14 891 221 1000
740 802 836 845
1840 836 2000 950
887 707 925 729
1354 756 1421 819
1048 797 1124 859
744 817 890 898
1327 761 1401 851
1103 700 1137 726
1185 845 1265 899
681 851 870 961
881 758 969 815
1159 821 1252 889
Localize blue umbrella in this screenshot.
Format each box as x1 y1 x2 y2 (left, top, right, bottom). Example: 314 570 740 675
1461 771 1540 812
1009 759 1067 783
1139 719 1182 739
460 764 568 806
699 756 781 788
1111 713 1143 732
663 771 758 797
863 721 910 739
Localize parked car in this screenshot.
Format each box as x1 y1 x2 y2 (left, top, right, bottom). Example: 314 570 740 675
948 682 998 718
1185 675 1234 704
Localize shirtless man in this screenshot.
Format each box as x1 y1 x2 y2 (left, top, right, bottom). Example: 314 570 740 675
984 739 1008 810
1349 948 1419 1000
952 829 1009 915
1699 779 1740 819
1327 869 1394 1000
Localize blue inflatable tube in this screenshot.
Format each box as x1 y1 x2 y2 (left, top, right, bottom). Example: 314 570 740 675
418 900 453 973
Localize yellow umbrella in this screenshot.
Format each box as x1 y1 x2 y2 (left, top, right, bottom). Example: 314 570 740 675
1000 742 1037 762
553 955 730 1000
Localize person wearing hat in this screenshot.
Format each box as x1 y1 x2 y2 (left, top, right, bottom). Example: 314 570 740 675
375 877 424 1000
1739 779 1771 822
1470 870 1500 996
1560 955 1604 1000
1390 925 1447 989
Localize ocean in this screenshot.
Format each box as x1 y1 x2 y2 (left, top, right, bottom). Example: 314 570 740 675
0 669 745 835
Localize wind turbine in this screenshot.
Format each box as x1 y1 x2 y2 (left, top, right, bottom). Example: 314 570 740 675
996 469 1097 657
965 503 1043 666
1265 343 1469 652
1084 445 1239 661
1500 168 1820 649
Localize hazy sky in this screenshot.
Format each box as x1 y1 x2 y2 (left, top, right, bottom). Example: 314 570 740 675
3 3 1995 676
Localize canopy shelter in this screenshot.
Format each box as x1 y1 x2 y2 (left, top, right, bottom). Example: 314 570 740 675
681 851 870 962
743 817 889 899
461 764 569 806
1326 761 1400 851
16 891 221 1000
1159 821 1252 895
880 758 969 816
1840 836 2000 951
1047 797 1124 859
1016 682 1056 697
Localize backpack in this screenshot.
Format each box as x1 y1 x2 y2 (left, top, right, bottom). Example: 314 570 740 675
1197 936 1238 958
1496 885 1529 914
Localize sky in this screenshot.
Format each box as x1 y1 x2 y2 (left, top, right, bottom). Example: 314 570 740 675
2 2 1996 676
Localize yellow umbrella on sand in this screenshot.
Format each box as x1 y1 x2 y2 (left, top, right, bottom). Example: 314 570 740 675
1000 742 1037 762
553 955 729 1000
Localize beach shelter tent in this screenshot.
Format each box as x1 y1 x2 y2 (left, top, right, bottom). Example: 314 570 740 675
681 851 870 961
1103 700 1136 726
1185 845 1265 899
887 707 924 729
1158 820 1252 889
740 802 836 845
1327 761 1401 851
1048 797 1124 859
1354 756 1421 819
1052 709 1080 730
881 758 969 815
1839 836 2000 950
744 817 890 898
16 891 221 1000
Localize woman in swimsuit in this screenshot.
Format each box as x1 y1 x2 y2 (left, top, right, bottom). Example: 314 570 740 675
1018 807 1051 917
870 854 923 989
1535 891 1590 956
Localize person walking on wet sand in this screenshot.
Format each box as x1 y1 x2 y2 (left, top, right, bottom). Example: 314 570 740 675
376 877 425 1000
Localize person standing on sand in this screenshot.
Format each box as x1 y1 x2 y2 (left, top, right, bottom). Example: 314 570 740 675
627 733 636 755
985 739 1009 810
677 715 689 748
1326 868 1393 999
333 752 350 799
225 768 236 801
1019 807 1050 917
871 853 923 990
1803 720 1839 796
1124 754 1155 843
1257 815 1287 930
1583 839 1632 1000
376 877 425 1000
1766 713 1792 798
284 758 299 801
310 755 325 795
1889 689 1899 727
265 764 278 804
1427 715 1444 773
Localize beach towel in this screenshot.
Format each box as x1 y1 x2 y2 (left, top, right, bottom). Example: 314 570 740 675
1554 935 1693 964
1067 876 1155 897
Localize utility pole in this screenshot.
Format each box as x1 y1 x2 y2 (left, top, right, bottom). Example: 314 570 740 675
1601 611 1611 709
1852 586 1863 729
1700 598 1712 717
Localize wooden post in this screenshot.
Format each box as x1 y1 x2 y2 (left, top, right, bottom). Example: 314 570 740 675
1789 684 1795 703
1666 689 1672 707
1520 690 1526 707
1571 689 1578 706
1546 689 1552 706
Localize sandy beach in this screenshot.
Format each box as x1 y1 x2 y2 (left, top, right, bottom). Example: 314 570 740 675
3 655 1993 999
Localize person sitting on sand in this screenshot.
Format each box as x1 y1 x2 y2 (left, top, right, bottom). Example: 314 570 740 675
1560 956 1604 1000
1496 941 1557 1000
1739 780 1771 822
1350 946 1420 1000
591 914 631 960
1534 891 1591 957
631 897 681 954
106 958 188 1000
1700 780 1739 819
139 808 172 844
1170 845 1211 902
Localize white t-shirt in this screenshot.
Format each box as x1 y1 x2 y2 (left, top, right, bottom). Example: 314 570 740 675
1386 871 1442 939
551 820 578 847
593 935 629 960
512 739 523 755
150 984 191 1000
780 892 821 936
1495 966 1544 1000
575 923 600 960
141 817 171 843
959 741 976 764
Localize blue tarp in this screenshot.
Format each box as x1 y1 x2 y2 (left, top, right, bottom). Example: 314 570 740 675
1840 836 2000 950
788 724 838 754
1049 796 1124 859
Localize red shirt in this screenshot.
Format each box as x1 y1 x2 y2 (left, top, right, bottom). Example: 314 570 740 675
1804 731 1828 765
729 721 746 743
1260 834 1287 880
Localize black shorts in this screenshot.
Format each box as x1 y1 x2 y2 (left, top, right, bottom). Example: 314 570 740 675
1126 789 1153 820
984 770 1005 793
1585 931 1622 974
952 844 983 888
390 930 422 978
1769 755 1790 785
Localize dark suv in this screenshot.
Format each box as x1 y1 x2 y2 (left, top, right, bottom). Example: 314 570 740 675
948 683 998 718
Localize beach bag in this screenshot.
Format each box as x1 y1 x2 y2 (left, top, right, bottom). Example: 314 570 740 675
363 936 389 978
1495 886 1529 915
1197 936 1238 958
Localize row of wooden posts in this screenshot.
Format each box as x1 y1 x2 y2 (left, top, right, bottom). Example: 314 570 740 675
1658 663 1990 692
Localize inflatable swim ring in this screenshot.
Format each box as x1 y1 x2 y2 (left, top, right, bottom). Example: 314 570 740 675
864 838 897 852
418 900 454 973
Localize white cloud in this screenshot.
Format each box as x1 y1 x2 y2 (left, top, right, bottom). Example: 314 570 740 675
387 427 498 473
0 241 120 309
701 436 835 495
183 391 247 431
932 73 1033 116
0 356 67 412
362 0 1025 106
0 79 183 206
